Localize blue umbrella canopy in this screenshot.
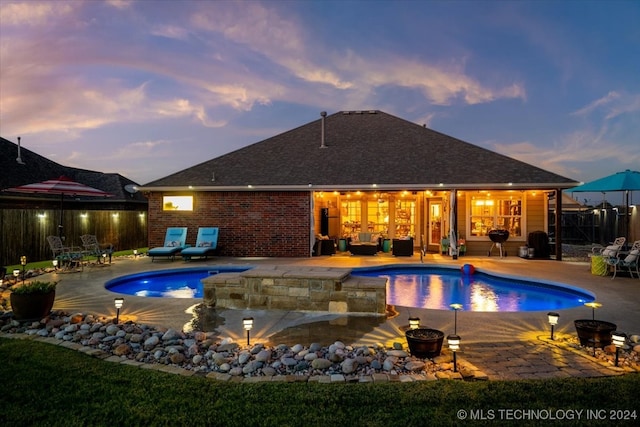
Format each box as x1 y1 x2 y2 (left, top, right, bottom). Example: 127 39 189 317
569 170 640 193
569 170 639 243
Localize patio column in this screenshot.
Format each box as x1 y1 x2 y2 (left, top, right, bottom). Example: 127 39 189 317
555 188 563 261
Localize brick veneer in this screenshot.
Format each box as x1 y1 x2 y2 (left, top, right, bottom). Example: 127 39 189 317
147 191 312 257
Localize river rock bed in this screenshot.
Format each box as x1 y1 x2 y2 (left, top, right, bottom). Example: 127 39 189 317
0 309 484 382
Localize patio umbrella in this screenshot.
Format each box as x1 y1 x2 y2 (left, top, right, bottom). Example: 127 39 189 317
4 176 114 237
569 169 640 243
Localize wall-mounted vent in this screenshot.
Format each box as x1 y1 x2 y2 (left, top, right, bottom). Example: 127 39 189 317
16 136 25 165
320 111 327 149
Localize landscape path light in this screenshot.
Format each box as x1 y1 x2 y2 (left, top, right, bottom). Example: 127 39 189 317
450 303 463 334
547 312 559 340
447 334 461 372
243 317 254 346
20 256 27 284
584 302 602 320
408 317 420 330
114 297 124 324
584 302 603 356
612 331 626 367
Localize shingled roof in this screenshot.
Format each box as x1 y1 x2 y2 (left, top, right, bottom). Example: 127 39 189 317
0 137 146 204
142 110 578 191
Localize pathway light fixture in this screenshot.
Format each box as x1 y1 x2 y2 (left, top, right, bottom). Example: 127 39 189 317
408 317 420 330
612 331 626 367
243 317 254 346
447 334 461 372
114 297 124 324
547 312 559 340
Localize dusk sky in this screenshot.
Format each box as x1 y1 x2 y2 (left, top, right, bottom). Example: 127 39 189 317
1 0 638 204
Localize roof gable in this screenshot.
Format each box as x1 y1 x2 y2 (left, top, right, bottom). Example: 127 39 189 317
144 110 578 190
0 137 145 202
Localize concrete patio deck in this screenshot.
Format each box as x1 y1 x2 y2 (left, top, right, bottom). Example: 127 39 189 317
37 252 640 380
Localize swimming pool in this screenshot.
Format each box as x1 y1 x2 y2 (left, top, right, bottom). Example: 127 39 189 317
105 265 595 312
105 267 250 298
352 266 595 312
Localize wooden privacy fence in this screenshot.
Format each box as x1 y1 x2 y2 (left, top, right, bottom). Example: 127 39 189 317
1 208 147 267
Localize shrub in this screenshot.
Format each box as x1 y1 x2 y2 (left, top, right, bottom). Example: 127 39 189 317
10 280 57 295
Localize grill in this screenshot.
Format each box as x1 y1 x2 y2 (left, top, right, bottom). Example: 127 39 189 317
488 229 509 257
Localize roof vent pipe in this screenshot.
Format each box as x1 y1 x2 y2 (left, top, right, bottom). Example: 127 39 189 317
320 111 327 149
16 136 25 164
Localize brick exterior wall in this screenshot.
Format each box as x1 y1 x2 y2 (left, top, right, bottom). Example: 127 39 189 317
147 191 312 257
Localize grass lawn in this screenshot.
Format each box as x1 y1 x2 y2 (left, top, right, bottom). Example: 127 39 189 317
1 338 638 426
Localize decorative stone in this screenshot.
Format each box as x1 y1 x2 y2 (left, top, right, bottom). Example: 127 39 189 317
144 335 160 348
404 360 425 371
170 353 185 364
255 349 272 362
162 329 181 341
114 344 131 356
311 358 332 370
341 358 358 374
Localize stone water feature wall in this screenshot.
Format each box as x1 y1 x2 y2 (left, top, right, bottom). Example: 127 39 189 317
202 266 387 315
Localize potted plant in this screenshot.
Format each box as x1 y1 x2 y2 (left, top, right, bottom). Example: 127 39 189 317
9 280 57 321
405 328 445 358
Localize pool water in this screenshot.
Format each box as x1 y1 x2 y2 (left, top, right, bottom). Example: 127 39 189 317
105 267 250 298
353 266 594 312
105 266 595 312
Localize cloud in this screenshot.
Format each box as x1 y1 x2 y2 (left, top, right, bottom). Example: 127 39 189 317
105 0 133 10
189 2 519 106
571 91 621 117
152 98 228 128
0 1 74 26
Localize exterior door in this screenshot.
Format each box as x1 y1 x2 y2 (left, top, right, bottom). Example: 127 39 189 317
429 200 443 246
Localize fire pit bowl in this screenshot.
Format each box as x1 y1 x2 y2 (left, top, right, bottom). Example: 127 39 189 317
405 328 445 359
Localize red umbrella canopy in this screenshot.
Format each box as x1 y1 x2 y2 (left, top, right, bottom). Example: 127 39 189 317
4 176 114 237
4 176 114 197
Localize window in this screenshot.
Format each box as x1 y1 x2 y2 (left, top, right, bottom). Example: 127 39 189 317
395 198 415 238
341 200 361 235
163 196 193 211
367 196 389 234
469 194 522 238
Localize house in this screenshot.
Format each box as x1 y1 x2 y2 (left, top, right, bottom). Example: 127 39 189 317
140 110 579 259
0 137 148 266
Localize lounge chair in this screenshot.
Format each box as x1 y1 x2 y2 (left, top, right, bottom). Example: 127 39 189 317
148 227 188 261
181 227 219 260
80 234 114 264
605 240 640 279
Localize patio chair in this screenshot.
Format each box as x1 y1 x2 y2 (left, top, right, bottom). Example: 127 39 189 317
46 235 85 271
592 237 626 256
148 227 188 261
181 227 219 260
440 238 450 255
80 234 114 264
605 240 640 279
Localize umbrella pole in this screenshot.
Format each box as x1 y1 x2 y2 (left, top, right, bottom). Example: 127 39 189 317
626 190 630 244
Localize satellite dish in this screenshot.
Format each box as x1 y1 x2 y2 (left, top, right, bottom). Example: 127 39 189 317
124 184 139 194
